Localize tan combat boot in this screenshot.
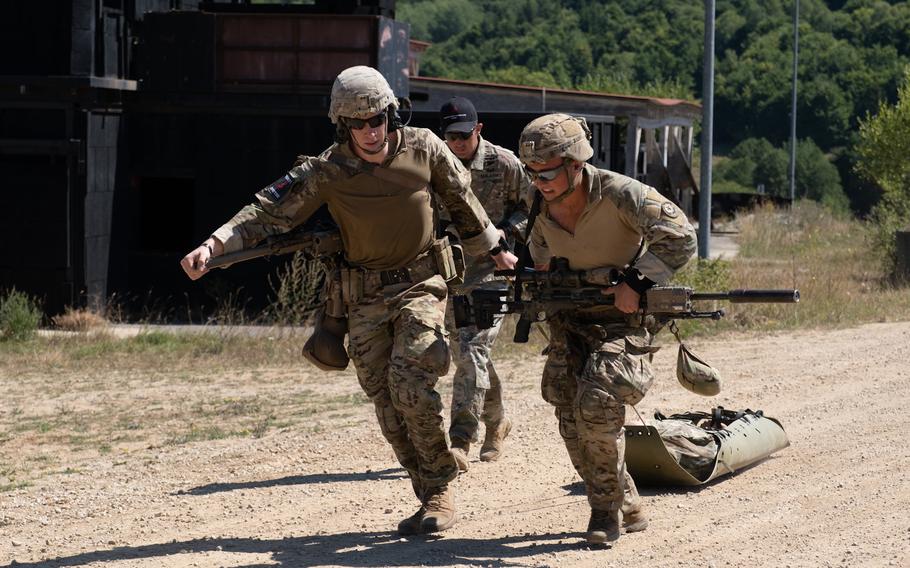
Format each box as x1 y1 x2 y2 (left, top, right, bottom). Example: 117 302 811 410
585 508 620 544
420 484 456 533
397 477 426 535
450 439 470 472
622 505 649 533
397 506 426 535
479 417 512 462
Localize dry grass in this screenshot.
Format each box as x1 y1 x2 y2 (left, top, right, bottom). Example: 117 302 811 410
51 308 109 332
721 200 910 330
0 329 370 489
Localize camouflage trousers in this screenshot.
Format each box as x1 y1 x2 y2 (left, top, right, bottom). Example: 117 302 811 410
542 313 657 512
346 274 458 491
443 305 506 444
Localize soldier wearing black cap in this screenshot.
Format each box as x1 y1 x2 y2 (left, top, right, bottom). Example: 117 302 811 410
437 97 531 472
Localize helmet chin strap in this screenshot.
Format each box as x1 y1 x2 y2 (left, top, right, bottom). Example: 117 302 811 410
549 181 576 204
548 163 579 204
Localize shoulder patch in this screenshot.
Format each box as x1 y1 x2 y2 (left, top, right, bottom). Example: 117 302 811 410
661 202 679 218
264 174 294 202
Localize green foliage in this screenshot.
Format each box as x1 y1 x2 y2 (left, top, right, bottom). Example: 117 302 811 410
867 192 910 275
397 0 483 44
669 257 733 337
714 137 847 210
856 67 910 274
793 138 849 213
405 0 702 98
673 258 733 291
399 0 910 215
856 68 910 193
0 289 42 341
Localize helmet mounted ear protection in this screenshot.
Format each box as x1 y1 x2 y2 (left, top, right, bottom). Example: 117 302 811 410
329 66 401 143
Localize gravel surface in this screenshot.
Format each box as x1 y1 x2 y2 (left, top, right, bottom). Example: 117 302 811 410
3 322 910 567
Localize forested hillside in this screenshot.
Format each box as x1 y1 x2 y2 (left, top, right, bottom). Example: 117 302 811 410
398 0 910 215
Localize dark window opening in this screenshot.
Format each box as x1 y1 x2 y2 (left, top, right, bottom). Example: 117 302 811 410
134 176 195 253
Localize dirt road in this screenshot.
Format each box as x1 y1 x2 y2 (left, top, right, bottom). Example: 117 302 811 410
2 322 910 567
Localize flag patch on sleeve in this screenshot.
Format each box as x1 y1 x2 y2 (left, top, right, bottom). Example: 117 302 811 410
264 174 294 202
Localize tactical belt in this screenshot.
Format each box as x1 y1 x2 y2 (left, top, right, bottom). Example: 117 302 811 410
378 251 439 286
341 247 443 305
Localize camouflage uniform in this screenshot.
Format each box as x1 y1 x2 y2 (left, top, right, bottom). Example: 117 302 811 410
531 165 697 515
212 124 500 504
520 113 696 541
442 136 530 447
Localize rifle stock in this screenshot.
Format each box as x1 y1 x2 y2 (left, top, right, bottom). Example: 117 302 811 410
206 227 343 269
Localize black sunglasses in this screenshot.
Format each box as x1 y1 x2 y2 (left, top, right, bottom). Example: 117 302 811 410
345 113 387 130
444 130 474 142
524 162 567 182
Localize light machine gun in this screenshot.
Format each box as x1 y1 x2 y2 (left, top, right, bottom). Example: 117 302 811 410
453 258 800 343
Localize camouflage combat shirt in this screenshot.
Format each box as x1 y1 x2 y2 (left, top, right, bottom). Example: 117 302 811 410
529 164 696 283
443 136 531 291
213 127 499 271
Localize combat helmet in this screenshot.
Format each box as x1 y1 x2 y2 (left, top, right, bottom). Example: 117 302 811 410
519 113 593 164
328 65 398 124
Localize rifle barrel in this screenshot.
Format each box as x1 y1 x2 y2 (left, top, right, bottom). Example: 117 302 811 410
692 289 800 303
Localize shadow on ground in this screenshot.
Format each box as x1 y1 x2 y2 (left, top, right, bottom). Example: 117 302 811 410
179 467 409 496
4 530 586 568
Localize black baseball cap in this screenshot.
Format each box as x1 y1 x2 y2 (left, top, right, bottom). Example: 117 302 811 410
439 97 478 134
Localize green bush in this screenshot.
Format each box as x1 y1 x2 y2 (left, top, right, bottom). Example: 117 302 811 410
667 259 733 337
856 67 910 278
714 137 848 211
0 289 42 341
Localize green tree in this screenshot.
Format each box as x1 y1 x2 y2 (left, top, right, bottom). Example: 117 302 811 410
398 0 483 43
856 67 910 272
793 138 848 212
397 0 910 216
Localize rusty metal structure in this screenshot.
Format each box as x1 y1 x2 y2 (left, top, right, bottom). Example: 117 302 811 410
0 0 701 317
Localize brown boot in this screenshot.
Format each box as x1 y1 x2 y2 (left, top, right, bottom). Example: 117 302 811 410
585 509 620 544
450 439 470 472
398 476 426 535
397 506 426 535
420 484 456 533
479 418 512 462
622 506 649 533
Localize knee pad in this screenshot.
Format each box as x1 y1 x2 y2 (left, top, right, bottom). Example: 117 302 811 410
395 323 450 377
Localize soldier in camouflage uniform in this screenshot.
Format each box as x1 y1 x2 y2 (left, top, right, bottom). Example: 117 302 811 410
437 97 531 472
518 114 696 545
180 66 517 535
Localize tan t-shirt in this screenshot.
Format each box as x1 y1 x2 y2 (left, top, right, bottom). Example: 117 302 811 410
529 164 696 283
213 127 499 271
